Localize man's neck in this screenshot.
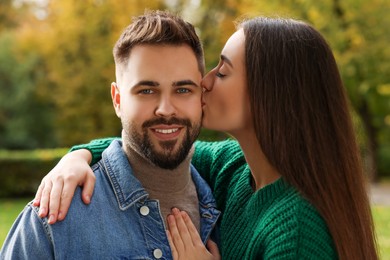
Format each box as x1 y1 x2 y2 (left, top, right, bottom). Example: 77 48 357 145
122 142 200 231
125 144 194 193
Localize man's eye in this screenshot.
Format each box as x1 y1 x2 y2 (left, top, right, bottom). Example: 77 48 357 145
177 88 190 93
139 89 154 94
216 72 226 78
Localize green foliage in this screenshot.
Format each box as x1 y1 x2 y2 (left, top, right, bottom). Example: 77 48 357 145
189 0 390 178
379 146 390 179
0 31 56 149
0 0 21 31
0 149 68 197
198 129 228 141
0 0 388 177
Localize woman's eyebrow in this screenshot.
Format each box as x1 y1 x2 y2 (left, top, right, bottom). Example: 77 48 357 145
221 54 233 68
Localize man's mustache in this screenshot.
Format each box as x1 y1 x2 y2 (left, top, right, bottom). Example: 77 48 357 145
142 117 192 128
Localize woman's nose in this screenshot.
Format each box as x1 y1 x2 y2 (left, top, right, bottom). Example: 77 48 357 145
201 70 215 92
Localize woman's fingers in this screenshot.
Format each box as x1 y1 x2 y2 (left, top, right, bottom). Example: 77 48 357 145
37 178 52 218
55 181 75 222
172 208 193 246
81 168 96 205
47 177 64 224
207 240 221 260
167 208 220 260
180 210 203 246
33 181 44 207
166 230 178 260
32 149 96 223
167 213 185 252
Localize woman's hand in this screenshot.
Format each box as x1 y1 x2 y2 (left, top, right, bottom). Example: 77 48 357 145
167 208 220 260
33 149 95 224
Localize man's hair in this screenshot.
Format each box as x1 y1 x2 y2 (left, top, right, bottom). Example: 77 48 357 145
113 10 204 76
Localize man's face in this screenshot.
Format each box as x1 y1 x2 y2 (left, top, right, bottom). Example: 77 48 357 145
112 44 203 169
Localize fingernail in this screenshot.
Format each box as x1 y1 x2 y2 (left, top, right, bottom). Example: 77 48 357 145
58 212 63 220
39 207 46 217
172 208 179 214
85 195 90 203
33 198 39 205
48 214 54 224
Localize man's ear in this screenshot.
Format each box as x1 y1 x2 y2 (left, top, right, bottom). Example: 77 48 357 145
111 82 121 118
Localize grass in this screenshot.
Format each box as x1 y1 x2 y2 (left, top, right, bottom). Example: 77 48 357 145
0 198 32 245
373 206 390 259
0 197 31 248
0 199 389 259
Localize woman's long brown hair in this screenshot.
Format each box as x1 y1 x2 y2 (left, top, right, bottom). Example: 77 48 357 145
241 17 378 259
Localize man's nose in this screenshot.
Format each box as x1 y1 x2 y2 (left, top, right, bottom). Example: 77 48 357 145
155 96 177 117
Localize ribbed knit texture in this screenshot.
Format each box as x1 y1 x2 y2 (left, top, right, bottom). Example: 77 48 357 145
73 138 337 259
70 137 118 165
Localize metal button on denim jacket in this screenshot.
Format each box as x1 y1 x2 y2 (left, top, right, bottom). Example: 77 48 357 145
0 140 220 260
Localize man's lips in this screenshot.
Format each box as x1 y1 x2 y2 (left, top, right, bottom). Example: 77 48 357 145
154 128 179 134
150 125 183 139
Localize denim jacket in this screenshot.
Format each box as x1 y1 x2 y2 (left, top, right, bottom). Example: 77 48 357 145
0 140 220 260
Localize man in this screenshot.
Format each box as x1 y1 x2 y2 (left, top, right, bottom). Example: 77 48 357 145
0 10 219 259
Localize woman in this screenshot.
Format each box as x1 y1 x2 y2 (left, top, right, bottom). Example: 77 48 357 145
34 17 378 259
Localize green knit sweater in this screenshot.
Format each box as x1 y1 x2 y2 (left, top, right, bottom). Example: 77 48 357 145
72 138 337 259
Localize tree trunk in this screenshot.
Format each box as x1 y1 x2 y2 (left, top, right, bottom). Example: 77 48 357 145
358 100 379 182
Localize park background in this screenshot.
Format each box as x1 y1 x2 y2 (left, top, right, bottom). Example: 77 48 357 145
0 0 389 258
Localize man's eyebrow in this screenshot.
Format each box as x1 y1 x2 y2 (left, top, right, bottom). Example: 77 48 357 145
221 54 233 68
133 80 160 87
173 80 199 88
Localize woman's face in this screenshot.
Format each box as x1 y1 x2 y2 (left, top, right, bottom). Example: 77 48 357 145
201 29 252 136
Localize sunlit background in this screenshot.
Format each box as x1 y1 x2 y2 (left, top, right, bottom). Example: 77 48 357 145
0 0 389 257
1 0 389 179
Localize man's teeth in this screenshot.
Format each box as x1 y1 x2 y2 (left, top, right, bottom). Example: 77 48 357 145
155 128 179 134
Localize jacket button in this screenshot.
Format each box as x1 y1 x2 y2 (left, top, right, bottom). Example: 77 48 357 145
153 248 163 258
140 206 150 216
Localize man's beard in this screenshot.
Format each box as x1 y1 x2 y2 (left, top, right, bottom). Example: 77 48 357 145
122 117 201 170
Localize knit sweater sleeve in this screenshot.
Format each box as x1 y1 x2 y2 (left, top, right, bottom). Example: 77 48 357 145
70 137 118 165
193 140 247 212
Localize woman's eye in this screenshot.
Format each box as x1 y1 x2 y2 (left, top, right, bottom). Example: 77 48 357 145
216 71 226 78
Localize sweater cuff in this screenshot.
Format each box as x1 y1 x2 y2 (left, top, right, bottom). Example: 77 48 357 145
69 137 118 165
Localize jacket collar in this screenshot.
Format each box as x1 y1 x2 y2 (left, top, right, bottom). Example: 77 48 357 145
101 140 148 210
101 140 219 210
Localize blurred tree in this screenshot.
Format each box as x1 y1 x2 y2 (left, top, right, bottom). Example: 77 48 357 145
294 0 390 181
0 0 19 31
333 0 390 181
34 0 167 146
0 0 388 178
194 0 390 180
0 1 57 149
172 0 390 179
0 32 56 149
